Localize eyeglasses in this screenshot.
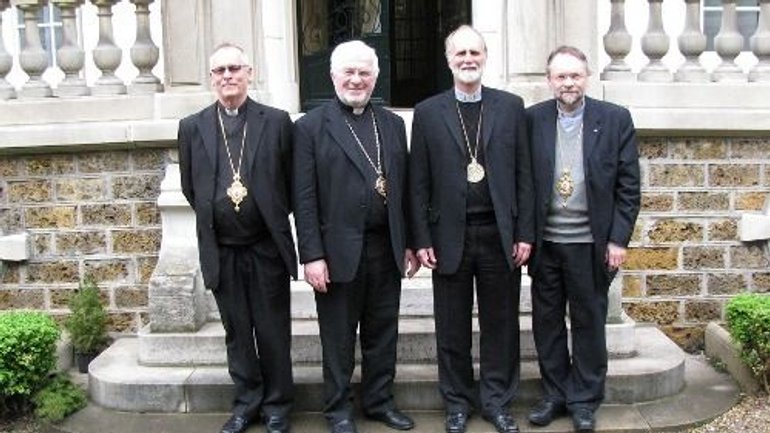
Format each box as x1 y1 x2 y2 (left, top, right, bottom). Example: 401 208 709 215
211 64 247 75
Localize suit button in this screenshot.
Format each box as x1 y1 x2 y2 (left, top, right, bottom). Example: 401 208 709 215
360 204 366 209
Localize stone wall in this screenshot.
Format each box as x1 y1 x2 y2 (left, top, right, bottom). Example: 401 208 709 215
624 136 770 351
0 148 172 333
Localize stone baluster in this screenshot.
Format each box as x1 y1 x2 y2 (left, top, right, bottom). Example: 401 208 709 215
713 0 746 82
90 0 126 94
675 0 709 82
749 0 770 82
601 0 634 81
0 0 16 100
15 0 53 97
129 0 161 94
52 0 89 96
638 0 673 82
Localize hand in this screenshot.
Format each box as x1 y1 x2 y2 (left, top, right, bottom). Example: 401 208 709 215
304 259 330 293
404 248 421 278
513 242 531 267
605 242 627 271
416 247 437 269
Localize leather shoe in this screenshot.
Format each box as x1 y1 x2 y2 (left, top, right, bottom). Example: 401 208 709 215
445 412 469 433
221 414 250 433
329 418 358 433
366 409 415 430
572 408 595 432
483 412 519 433
264 415 290 433
528 400 566 426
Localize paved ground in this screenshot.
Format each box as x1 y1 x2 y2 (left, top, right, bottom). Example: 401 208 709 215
48 355 739 433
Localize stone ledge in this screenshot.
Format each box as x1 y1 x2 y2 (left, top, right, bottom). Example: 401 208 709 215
704 321 762 394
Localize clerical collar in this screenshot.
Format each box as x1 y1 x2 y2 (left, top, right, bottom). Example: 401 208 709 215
454 88 482 103
336 98 370 117
219 102 246 118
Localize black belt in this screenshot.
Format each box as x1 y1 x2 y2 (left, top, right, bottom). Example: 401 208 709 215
217 231 269 246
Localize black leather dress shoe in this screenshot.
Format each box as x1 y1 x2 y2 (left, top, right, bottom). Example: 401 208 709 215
528 400 567 426
366 409 415 430
221 414 250 433
329 418 358 433
445 412 469 433
572 408 595 432
483 412 519 433
264 415 290 433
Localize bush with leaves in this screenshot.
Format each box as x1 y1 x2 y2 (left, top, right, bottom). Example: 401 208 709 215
32 373 87 422
0 311 60 416
65 276 108 355
726 293 770 394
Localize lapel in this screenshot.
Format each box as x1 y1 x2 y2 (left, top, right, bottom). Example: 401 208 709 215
540 100 559 192
325 101 370 178
480 86 496 152
439 90 466 155
200 104 219 171
244 98 266 175
375 106 396 180
582 97 602 168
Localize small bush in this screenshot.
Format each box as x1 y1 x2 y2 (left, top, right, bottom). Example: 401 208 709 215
32 374 87 422
726 294 770 394
65 276 108 355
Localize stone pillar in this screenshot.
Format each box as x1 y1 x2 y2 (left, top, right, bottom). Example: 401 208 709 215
713 0 746 82
161 0 210 88
675 0 708 82
15 0 53 98
749 0 770 82
601 0 633 81
52 0 89 97
129 0 162 94
90 0 126 95
638 0 673 82
257 0 299 111
0 0 16 100
504 0 551 82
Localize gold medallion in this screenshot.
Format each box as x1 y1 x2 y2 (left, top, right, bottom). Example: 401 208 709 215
375 175 388 200
556 169 574 207
227 175 248 212
467 159 486 183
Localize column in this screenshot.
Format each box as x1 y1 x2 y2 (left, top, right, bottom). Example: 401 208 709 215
90 0 126 95
749 0 770 82
129 0 162 94
0 0 16 100
160 0 210 88
713 0 746 82
15 0 53 97
638 0 673 82
258 0 299 111
675 0 708 82
601 0 634 81
52 0 89 96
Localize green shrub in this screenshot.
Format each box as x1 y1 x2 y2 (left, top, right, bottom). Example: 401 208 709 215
0 311 60 416
32 374 87 422
65 276 108 355
725 293 770 394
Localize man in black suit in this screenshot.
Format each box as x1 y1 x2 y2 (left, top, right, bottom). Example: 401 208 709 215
178 43 296 433
525 46 640 433
409 25 534 433
293 40 420 433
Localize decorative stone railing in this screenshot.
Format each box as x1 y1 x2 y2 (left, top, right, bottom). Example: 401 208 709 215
0 0 161 100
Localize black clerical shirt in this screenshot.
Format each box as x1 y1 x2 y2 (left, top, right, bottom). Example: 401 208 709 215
458 101 494 218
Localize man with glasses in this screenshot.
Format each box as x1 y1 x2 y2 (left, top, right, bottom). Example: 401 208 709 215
178 43 296 433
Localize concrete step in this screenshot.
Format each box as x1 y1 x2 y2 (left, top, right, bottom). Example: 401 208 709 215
137 314 636 366
90 326 681 413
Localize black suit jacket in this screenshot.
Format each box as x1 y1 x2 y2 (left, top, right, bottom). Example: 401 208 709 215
178 98 298 290
526 96 640 288
409 87 535 275
293 101 410 283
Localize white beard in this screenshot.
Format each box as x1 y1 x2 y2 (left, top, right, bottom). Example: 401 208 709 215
453 67 483 84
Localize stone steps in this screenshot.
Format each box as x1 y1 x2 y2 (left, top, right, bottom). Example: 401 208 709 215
89 326 683 413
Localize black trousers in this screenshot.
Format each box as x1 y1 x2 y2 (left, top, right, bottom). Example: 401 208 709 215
531 241 608 412
214 239 293 421
433 222 522 417
315 230 402 423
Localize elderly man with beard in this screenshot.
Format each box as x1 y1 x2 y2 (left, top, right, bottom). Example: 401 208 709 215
293 40 420 433
409 25 535 433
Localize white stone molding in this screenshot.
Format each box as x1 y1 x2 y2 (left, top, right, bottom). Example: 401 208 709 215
161 0 209 89
675 0 709 83
0 0 16 100
602 0 634 82
53 0 90 97
739 195 770 257
14 0 53 97
128 0 162 94
638 0 673 82
713 0 746 82
749 0 770 82
91 0 127 95
0 232 29 262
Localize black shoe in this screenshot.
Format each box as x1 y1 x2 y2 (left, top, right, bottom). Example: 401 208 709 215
221 414 250 433
528 400 566 426
329 418 358 433
483 412 519 433
264 415 290 433
445 412 468 433
571 408 595 433
366 409 415 430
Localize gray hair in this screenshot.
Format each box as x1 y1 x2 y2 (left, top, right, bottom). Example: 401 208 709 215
330 40 380 76
444 25 487 58
546 45 591 76
209 43 250 69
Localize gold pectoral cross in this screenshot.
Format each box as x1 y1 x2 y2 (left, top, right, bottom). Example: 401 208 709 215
226 174 248 212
